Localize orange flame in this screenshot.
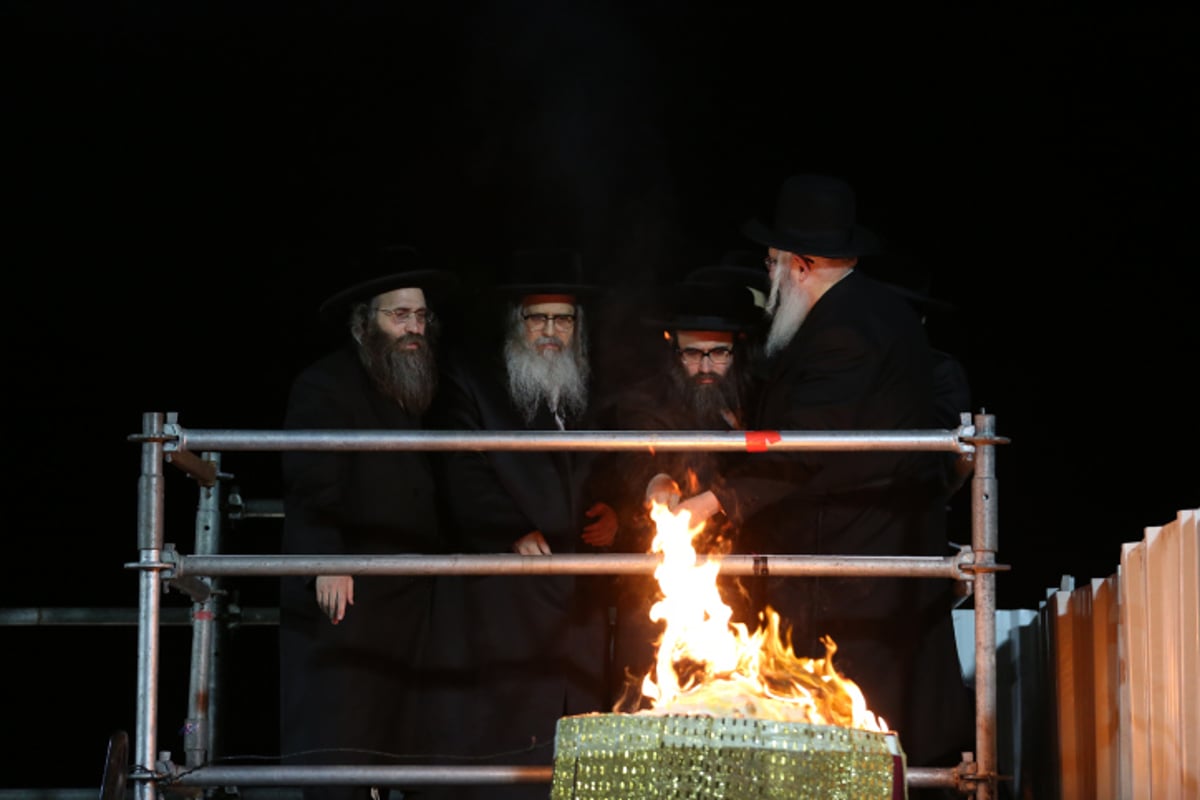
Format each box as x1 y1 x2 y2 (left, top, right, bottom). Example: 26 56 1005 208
635 501 887 732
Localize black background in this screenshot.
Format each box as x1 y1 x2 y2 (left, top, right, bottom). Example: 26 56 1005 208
5 3 1197 791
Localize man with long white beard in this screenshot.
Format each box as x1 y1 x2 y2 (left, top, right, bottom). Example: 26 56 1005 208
430 248 617 800
670 175 975 782
278 244 458 800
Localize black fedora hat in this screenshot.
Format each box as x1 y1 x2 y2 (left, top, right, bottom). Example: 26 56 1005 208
318 244 458 324
646 280 765 333
684 263 770 310
742 174 881 257
492 248 599 299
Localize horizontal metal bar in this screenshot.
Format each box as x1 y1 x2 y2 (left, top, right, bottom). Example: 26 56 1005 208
169 764 553 787
140 425 976 454
173 552 967 579
165 763 962 788
0 607 281 627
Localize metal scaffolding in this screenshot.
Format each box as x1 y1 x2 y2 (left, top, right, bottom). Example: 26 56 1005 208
118 410 1006 799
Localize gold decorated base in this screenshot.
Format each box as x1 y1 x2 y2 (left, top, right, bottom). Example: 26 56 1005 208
551 713 904 800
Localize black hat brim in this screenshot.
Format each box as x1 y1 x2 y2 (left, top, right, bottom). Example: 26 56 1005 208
319 269 459 324
643 313 764 333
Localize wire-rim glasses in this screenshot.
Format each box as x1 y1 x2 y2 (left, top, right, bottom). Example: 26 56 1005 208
376 307 434 325
523 313 576 332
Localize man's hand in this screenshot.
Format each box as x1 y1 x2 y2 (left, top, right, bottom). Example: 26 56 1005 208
581 501 617 548
513 530 552 555
644 473 682 510
315 574 354 624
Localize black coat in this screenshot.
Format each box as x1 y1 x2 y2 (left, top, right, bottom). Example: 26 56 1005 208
278 344 444 798
428 348 610 799
712 270 973 766
592 364 757 705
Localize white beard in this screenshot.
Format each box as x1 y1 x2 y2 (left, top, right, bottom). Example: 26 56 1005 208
764 270 811 358
504 335 589 425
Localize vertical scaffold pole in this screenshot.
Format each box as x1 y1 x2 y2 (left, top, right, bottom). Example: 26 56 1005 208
972 413 1000 799
134 412 166 800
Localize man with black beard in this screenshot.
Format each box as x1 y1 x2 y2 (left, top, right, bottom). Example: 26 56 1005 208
429 248 617 800
671 175 975 781
594 275 766 708
278 244 456 800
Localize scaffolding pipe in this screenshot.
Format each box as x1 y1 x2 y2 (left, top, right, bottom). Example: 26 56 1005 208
972 412 1001 799
134 412 166 800
127 412 1004 800
133 425 994 454
173 552 973 579
184 451 224 770
0 607 279 626
163 763 961 790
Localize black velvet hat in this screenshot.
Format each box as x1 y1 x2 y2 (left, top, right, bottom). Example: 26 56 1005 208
646 280 765 333
492 248 599 299
684 264 770 310
741 174 881 257
318 245 458 323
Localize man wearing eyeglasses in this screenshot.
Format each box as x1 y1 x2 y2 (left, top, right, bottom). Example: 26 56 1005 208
591 272 766 708
669 175 975 778
278 244 459 800
429 247 617 799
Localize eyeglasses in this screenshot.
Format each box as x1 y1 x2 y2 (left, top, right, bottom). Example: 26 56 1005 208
677 346 734 366
376 307 434 325
523 313 576 331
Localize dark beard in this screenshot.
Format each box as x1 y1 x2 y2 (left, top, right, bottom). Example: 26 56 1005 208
669 363 743 429
358 326 438 415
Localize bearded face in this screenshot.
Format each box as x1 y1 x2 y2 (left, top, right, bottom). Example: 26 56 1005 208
668 357 744 429
503 304 590 425
357 319 439 415
764 261 812 358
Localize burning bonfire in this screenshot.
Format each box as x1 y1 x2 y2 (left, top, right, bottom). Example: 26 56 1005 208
550 502 904 800
635 501 887 732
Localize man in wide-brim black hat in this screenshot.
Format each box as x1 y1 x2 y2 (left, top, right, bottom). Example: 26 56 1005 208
667 173 976 774
594 268 769 708
426 247 617 799
278 243 460 800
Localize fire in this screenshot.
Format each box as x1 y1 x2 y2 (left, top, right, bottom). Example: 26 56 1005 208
634 501 888 732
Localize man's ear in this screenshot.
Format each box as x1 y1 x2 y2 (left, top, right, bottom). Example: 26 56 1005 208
788 253 808 279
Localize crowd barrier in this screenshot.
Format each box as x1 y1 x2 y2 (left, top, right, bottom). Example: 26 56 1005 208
13 411 1012 798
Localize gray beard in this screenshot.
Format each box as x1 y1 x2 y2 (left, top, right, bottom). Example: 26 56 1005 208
504 335 589 425
358 328 438 415
764 273 810 359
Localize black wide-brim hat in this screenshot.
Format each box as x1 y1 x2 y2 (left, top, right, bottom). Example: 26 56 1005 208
684 264 770 310
742 173 881 258
318 245 459 324
645 280 765 333
491 248 600 299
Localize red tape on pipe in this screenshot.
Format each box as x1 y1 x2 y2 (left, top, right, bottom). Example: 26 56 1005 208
744 430 781 452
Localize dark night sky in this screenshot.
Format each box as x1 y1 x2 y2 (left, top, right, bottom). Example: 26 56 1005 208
5 2 1198 791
